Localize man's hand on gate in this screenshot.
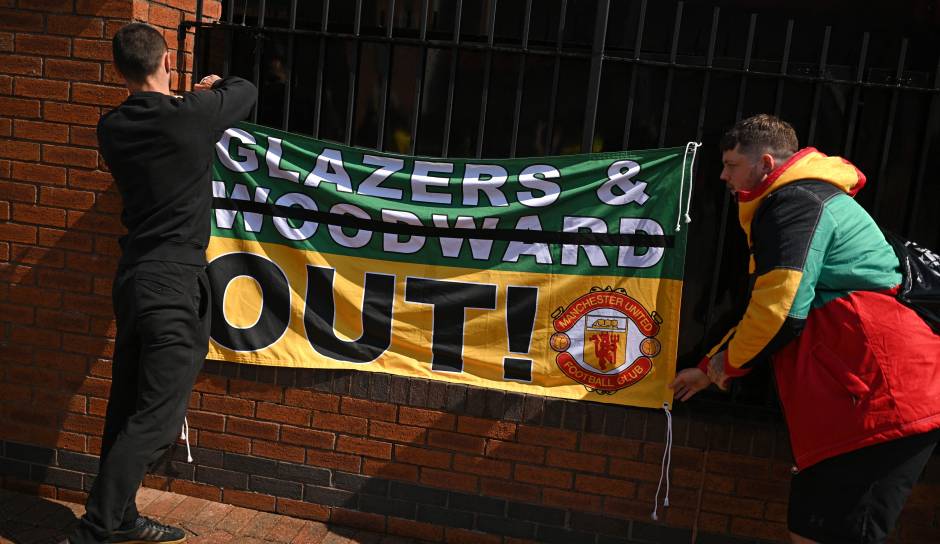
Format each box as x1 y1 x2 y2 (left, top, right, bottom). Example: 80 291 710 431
194 74 222 91
670 368 711 401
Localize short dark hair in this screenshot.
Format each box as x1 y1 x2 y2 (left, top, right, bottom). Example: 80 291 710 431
112 23 167 83
719 114 799 159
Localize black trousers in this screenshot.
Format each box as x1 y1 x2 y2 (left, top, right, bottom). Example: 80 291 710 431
71 261 210 543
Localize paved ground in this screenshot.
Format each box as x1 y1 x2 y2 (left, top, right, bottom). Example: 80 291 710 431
0 488 422 544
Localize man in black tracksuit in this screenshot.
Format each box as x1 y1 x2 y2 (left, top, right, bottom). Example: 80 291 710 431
67 23 256 544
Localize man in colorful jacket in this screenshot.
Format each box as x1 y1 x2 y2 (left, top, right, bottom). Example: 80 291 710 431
671 114 940 543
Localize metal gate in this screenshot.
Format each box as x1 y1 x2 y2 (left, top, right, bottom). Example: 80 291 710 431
185 0 940 409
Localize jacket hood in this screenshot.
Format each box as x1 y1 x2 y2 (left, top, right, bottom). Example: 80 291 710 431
737 147 866 247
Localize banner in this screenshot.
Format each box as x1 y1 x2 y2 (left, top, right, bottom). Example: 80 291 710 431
207 122 695 409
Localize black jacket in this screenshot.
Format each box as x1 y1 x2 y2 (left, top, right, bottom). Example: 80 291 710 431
97 76 257 267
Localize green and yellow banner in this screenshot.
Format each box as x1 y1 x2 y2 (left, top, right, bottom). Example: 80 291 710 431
207 122 695 408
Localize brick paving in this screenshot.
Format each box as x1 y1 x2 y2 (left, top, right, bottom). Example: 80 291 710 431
0 488 424 544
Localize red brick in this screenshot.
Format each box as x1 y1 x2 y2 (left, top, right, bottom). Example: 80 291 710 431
314 411 367 435
398 406 455 431
604 496 653 520
45 58 101 82
0 96 40 119
730 517 789 541
642 443 704 470
62 333 113 357
275 498 329 522
336 435 392 459
13 204 66 227
72 82 128 107
9 325 57 346
453 453 511 479
40 186 95 209
199 431 251 454
44 101 100 125
44 144 99 169
484 439 545 463
362 459 419 482
149 3 181 28
11 243 64 266
479 477 540 503
46 15 105 37
76 0 132 18
609 458 664 483
707 451 771 479
66 252 118 275
62 412 104 435
514 464 572 489
14 119 69 143
280 425 335 449
39 227 93 251
223 489 276 513
201 394 254 416
37 268 90 293
256 402 310 426
37 308 89 333
304 449 361 473
228 379 282 402
0 140 40 161
0 10 44 32
62 294 114 317
283 388 339 412
18 0 75 12
15 34 71 57
0 179 38 201
737 478 789 501
72 38 112 61
426 430 485 455
0 117 11 135
226 416 279 440
421 467 477 493
702 492 766 519
369 420 427 444
341 397 396 422
387 518 444 542
0 262 36 284
192 374 227 394
444 528 501 544
575 474 636 498
394 445 452 469
186 410 224 432
0 33 11 52
579 433 642 459
66 210 125 235
456 416 516 440
546 449 606 473
94 193 122 214
542 488 603 513
329 508 385 533
68 169 113 190
252 439 305 463
516 424 577 449
0 54 42 76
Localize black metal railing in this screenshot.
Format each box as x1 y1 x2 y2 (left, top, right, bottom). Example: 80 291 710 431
184 0 940 410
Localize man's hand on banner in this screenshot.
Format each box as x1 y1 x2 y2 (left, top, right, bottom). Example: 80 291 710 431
195 74 221 91
706 350 731 391
669 368 711 401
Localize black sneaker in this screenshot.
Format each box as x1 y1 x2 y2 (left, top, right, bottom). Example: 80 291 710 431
105 516 186 543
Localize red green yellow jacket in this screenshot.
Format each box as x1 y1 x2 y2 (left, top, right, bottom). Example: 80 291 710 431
705 147 940 469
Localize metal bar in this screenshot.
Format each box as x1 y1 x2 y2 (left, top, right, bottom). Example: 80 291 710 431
842 32 869 156
694 6 720 142
475 0 499 158
509 0 533 157
280 0 298 130
656 1 683 148
699 13 757 358
196 0 204 24
312 0 330 138
904 54 940 236
544 0 567 154
621 0 647 149
376 0 397 150
344 0 364 146
250 0 267 123
226 0 234 24
773 19 793 116
872 38 908 220
581 0 611 153
408 0 429 155
806 25 831 145
441 0 464 157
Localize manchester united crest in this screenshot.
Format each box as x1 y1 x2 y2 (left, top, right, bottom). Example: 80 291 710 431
550 287 662 393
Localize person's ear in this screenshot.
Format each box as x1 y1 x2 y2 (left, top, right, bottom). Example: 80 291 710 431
761 153 776 174
163 50 171 73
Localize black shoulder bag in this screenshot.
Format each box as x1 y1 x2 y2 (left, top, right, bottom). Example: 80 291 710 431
882 229 940 334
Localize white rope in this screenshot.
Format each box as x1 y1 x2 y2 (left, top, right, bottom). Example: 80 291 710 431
651 403 674 521
675 142 703 231
180 417 193 463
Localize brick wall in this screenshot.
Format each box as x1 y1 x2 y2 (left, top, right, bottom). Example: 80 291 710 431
2 2 939 544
